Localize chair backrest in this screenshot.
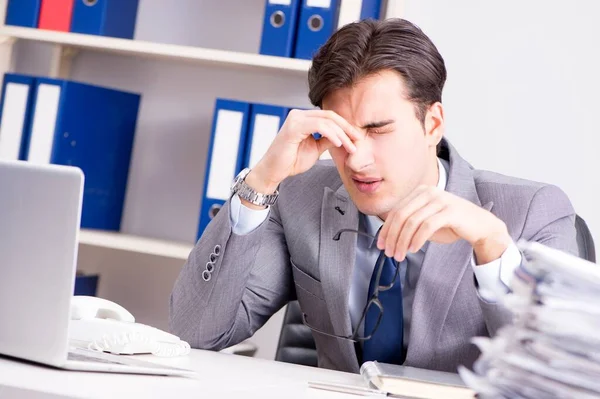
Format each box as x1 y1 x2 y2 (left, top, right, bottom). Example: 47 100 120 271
274 301 318 367
275 214 596 367
576 214 596 263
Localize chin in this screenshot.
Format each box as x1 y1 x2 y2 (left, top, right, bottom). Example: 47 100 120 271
343 181 393 217
351 197 391 218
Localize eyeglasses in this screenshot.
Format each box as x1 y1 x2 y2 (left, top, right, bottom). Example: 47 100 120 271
301 228 401 342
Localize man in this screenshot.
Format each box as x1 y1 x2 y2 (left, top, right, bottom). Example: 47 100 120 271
169 18 577 373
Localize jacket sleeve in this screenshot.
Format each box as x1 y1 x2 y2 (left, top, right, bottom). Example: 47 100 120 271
168 196 294 351
478 184 578 336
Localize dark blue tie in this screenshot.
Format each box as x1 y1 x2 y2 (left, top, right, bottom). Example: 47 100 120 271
362 251 405 364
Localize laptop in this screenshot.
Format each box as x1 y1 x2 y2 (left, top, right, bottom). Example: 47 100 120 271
0 160 195 377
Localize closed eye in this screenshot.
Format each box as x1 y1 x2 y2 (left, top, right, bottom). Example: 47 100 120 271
368 127 395 136
360 119 395 130
362 120 395 135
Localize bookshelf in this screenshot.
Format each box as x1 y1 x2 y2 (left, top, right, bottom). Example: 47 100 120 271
78 229 193 261
0 26 312 78
0 4 311 259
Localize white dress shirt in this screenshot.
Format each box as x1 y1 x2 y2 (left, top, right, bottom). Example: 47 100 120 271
229 158 522 341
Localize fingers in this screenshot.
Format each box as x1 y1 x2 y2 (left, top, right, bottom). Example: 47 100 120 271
285 109 357 154
309 116 356 154
315 137 336 154
303 109 362 141
378 187 451 262
377 186 431 250
298 116 341 147
393 200 446 261
408 209 450 255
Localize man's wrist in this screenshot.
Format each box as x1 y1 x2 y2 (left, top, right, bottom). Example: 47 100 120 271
245 167 281 194
472 225 511 265
239 167 281 210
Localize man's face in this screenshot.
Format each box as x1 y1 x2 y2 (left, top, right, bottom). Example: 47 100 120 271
323 70 443 220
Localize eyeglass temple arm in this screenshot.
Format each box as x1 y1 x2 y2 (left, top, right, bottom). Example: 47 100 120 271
301 312 350 340
302 312 373 342
333 229 376 241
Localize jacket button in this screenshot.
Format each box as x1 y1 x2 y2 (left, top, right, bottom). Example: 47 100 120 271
209 253 217 263
206 262 215 273
214 245 221 256
202 270 211 282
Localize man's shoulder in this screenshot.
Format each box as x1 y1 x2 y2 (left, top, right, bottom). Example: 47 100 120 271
474 169 546 195
472 168 574 217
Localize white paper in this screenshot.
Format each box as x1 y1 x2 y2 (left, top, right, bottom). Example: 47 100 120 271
27 84 61 164
465 241 600 398
0 83 30 160
248 114 279 169
268 0 292 5
206 110 243 200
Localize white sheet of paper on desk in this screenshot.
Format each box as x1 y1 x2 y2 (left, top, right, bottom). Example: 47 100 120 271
492 365 600 399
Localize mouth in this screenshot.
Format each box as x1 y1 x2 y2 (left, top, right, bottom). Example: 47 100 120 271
352 177 383 194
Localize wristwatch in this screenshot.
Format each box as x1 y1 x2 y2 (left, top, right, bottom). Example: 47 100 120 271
231 168 279 207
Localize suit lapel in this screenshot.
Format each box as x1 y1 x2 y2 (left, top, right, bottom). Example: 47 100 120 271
319 184 360 368
405 139 493 367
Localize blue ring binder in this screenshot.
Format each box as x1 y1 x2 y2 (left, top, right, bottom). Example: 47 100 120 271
74 274 99 296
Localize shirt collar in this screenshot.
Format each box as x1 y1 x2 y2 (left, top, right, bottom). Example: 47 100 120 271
364 157 449 246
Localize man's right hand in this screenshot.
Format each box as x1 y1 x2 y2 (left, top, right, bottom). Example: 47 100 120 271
241 109 360 209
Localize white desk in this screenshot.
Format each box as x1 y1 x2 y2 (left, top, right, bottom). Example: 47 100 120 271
0 349 365 399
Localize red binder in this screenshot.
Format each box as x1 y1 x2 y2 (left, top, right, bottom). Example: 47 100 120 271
38 0 75 32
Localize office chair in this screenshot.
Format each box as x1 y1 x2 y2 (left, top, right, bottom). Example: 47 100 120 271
575 214 596 263
274 214 596 367
274 300 318 367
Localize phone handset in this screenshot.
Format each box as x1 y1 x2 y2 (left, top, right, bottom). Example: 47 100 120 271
71 296 135 322
69 296 190 357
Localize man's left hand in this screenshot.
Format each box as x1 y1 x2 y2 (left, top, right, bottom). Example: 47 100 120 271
377 185 512 265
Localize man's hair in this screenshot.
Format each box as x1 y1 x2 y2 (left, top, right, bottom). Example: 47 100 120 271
308 18 447 125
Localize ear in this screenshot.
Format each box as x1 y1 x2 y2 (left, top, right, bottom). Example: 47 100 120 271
424 102 445 147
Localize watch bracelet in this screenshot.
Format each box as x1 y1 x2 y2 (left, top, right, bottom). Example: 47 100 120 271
237 179 278 206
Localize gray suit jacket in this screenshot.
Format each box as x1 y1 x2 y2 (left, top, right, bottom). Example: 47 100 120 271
169 138 578 373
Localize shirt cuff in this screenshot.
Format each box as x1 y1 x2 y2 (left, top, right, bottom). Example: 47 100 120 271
229 194 271 235
471 240 522 302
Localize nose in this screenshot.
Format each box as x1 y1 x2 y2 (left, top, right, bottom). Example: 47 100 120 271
345 136 374 172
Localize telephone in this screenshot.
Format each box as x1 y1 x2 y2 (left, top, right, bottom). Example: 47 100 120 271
68 296 190 357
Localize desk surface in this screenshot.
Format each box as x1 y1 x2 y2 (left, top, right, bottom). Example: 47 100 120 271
0 349 365 399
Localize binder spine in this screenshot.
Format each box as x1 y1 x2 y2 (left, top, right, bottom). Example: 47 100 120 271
5 0 42 27
259 0 302 57
0 75 36 161
38 0 75 31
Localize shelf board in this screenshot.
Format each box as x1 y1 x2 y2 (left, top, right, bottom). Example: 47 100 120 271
0 26 312 74
78 229 194 261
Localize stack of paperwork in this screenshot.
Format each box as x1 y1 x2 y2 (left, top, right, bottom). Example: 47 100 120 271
459 241 600 399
